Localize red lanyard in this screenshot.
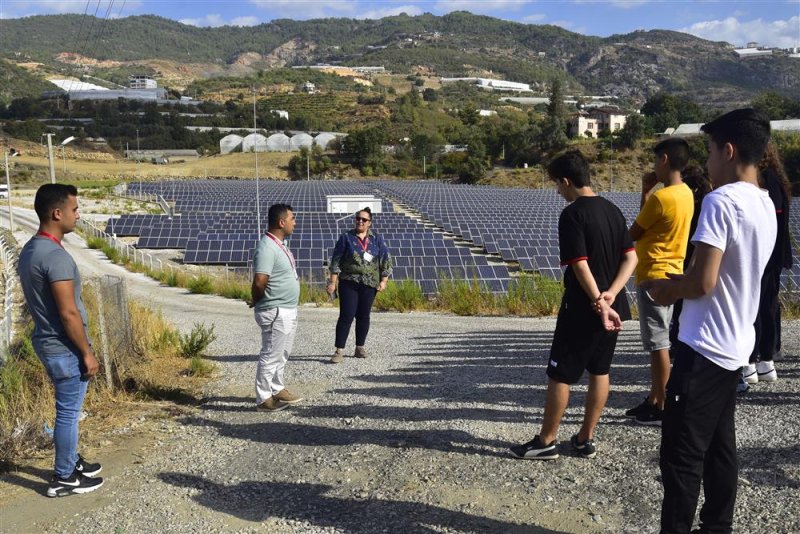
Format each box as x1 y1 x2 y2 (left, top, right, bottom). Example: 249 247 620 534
266 233 296 270
37 231 63 248
355 235 369 253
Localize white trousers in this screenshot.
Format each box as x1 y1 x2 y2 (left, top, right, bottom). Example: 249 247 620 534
254 306 298 405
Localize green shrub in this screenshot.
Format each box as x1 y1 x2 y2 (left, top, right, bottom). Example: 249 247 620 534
436 278 498 315
188 356 214 377
502 274 563 316
374 280 426 311
299 280 329 305
86 237 106 250
216 279 250 301
179 323 217 358
187 275 213 294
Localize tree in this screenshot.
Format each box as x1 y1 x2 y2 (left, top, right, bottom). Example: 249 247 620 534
617 113 648 150
342 126 386 168
641 93 704 133
288 144 331 179
458 103 480 126
751 91 800 120
539 78 568 152
422 88 437 102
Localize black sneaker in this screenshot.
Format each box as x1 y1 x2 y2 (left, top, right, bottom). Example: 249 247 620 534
570 434 597 459
75 454 102 477
509 435 559 460
47 470 104 497
625 397 652 418
634 402 663 426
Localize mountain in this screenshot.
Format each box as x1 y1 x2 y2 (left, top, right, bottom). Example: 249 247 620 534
1 12 796 105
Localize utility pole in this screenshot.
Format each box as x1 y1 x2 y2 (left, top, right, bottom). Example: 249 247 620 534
136 128 141 197
306 148 310 181
253 86 261 236
4 150 18 231
609 135 614 192
44 133 56 184
423 156 426 178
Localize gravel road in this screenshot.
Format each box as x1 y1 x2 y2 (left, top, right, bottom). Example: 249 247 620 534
1 208 798 533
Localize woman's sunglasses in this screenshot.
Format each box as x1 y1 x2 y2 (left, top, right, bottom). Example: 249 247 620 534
355 217 371 223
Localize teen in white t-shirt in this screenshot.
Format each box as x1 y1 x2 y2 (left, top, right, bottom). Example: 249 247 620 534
645 108 775 534
677 181 776 370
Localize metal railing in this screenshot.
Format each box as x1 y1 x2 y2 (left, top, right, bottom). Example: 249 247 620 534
78 219 172 275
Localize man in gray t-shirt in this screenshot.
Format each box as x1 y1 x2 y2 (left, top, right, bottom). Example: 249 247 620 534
17 184 104 497
249 203 303 412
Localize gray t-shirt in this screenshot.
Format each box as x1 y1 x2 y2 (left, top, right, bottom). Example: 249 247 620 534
253 234 300 310
18 236 90 357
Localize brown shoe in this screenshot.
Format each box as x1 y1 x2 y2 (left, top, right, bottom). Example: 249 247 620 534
274 389 303 404
256 397 289 412
330 348 344 364
354 346 367 358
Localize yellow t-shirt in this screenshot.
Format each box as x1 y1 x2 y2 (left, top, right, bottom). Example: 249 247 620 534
634 182 694 284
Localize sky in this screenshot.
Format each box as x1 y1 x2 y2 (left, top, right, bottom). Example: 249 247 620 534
1 0 798 49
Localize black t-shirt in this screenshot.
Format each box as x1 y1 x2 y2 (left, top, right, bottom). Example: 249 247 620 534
763 168 792 273
559 195 634 322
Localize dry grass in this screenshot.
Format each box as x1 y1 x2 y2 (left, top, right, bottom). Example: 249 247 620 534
10 151 295 183
0 298 211 471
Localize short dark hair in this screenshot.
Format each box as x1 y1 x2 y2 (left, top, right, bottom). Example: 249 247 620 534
34 183 78 222
653 138 690 171
548 150 591 188
356 207 372 221
700 108 771 166
267 203 293 229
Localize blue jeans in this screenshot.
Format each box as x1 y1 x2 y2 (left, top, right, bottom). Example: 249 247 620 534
39 352 89 478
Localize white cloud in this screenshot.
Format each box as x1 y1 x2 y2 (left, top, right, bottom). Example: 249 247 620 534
522 13 546 23
231 16 261 27
357 5 424 19
681 16 800 49
608 0 650 7
179 14 260 27
248 0 355 19
434 0 533 14
180 14 224 27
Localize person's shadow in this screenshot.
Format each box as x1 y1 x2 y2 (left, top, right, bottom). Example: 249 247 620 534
159 472 565 533
0 464 52 495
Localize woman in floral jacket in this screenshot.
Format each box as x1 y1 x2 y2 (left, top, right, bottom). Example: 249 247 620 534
326 207 392 363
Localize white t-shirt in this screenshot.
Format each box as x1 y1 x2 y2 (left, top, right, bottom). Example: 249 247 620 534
678 181 777 370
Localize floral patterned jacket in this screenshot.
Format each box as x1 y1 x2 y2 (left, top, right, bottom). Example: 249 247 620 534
329 229 392 289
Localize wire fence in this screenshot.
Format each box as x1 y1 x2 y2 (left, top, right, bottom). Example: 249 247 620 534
0 232 19 365
84 274 135 389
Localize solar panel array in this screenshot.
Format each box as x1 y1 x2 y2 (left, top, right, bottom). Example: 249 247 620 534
112 180 799 297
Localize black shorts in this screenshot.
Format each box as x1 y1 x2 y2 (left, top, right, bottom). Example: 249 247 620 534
546 305 619 384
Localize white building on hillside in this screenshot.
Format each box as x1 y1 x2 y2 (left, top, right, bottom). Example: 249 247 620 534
569 107 627 138
440 77 531 92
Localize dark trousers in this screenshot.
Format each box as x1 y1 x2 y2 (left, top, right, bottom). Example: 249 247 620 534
750 268 781 364
335 279 377 348
660 341 739 534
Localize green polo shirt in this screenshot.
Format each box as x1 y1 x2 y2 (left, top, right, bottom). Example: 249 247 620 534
253 234 299 309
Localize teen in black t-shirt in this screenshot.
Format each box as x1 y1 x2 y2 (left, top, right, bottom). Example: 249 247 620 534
510 151 637 461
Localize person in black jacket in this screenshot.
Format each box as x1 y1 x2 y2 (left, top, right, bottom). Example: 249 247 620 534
741 140 793 387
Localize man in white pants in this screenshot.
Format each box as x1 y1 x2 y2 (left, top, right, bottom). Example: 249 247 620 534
250 203 303 411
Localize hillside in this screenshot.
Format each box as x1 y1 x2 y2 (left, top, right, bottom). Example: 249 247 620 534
1 12 797 105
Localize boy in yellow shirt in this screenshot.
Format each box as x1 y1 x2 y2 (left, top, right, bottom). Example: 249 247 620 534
626 138 694 426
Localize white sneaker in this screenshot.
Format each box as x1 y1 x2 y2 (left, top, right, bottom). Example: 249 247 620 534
756 360 777 382
742 364 758 385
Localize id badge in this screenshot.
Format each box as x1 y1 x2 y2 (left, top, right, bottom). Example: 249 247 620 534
363 252 374 263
